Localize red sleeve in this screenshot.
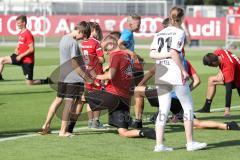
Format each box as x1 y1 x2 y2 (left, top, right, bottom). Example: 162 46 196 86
110 53 119 69
26 31 34 45
186 60 196 76
95 42 104 57
214 49 233 82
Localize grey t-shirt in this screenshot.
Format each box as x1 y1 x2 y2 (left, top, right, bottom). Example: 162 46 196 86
59 34 84 83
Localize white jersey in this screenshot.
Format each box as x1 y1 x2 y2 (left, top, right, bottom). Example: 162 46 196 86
150 26 185 85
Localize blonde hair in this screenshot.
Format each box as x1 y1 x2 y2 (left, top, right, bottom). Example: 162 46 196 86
169 6 184 27
127 14 141 23
101 34 118 52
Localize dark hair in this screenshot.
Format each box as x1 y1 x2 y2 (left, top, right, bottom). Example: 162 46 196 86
109 31 121 40
89 22 103 41
203 53 219 66
162 18 169 28
75 21 91 39
16 15 27 24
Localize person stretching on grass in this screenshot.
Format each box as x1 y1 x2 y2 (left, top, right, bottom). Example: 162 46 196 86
196 49 240 117
0 15 49 85
83 34 155 139
134 62 239 131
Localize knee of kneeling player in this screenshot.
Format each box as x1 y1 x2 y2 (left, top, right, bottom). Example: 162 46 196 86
26 80 34 85
193 119 202 128
208 77 216 84
118 128 130 137
0 58 4 64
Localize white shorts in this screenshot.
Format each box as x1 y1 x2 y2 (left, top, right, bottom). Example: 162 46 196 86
155 59 183 85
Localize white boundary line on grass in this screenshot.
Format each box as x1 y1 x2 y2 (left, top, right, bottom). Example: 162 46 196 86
210 105 240 112
0 125 111 143
0 133 39 142
1 105 239 142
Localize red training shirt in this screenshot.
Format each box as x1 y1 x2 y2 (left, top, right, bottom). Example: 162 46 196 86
81 37 104 90
105 50 133 98
18 29 34 64
214 49 240 87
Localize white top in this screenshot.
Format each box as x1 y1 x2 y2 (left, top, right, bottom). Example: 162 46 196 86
150 26 185 85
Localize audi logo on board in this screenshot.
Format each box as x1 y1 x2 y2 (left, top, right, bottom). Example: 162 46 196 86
120 17 164 37
7 16 51 35
0 15 225 40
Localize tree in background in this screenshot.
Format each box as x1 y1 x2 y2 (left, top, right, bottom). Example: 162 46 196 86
185 0 204 5
185 0 235 5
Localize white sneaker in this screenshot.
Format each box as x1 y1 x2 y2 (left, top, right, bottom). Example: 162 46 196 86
154 145 173 152
186 141 207 151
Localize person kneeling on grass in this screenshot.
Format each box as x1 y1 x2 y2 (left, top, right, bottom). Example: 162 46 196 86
134 63 239 131
0 15 49 85
196 49 240 117
82 34 155 139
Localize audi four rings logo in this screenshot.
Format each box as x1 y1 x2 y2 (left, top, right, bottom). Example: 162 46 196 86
6 16 163 37
120 17 164 37
7 16 51 35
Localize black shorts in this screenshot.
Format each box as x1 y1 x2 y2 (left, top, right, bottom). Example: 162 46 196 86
224 82 240 94
10 54 34 80
170 98 183 115
11 53 22 65
85 90 130 129
170 98 197 119
108 97 130 129
133 70 144 86
145 86 192 116
10 53 34 80
145 86 158 107
57 82 84 99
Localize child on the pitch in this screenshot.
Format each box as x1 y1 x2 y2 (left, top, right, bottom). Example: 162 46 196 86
85 22 106 129
38 21 91 136
67 22 106 132
150 6 207 151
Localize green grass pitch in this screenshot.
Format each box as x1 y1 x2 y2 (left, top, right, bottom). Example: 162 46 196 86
0 46 240 160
